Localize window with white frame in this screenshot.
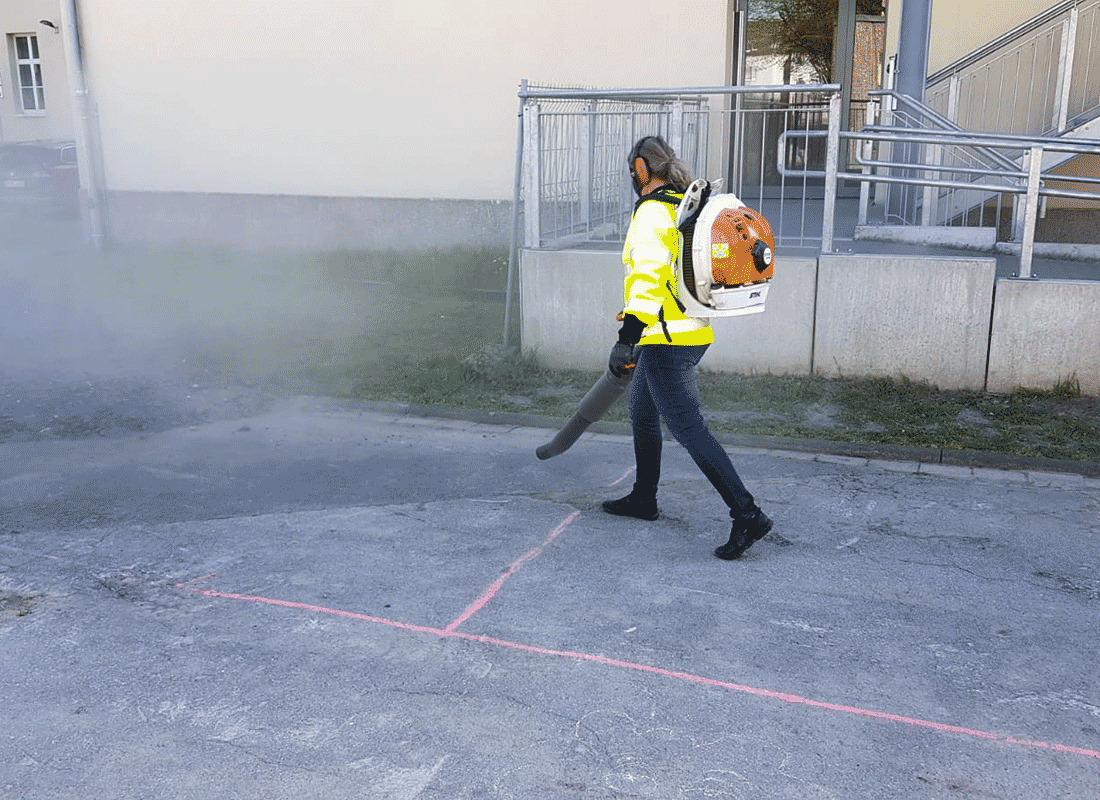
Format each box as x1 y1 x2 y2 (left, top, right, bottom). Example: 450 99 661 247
11 34 45 113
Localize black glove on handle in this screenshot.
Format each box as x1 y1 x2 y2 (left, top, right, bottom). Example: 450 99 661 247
608 342 636 377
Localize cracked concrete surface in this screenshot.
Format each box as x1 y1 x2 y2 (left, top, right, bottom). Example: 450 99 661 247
2 398 1099 798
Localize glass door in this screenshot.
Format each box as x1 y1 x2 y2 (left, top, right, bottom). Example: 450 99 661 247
729 0 885 199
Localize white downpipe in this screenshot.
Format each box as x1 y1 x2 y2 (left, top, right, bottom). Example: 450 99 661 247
58 0 106 249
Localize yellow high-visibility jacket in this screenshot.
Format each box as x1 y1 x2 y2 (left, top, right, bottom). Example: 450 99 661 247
622 190 714 346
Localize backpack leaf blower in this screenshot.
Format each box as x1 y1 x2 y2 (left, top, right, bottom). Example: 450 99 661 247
535 181 776 460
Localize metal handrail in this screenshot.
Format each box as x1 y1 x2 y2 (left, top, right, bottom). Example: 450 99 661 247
848 126 1100 155
519 84 841 101
779 126 1100 171
852 154 1100 189
781 127 1100 191
868 90 1021 173
780 121 1100 277
838 164 1100 204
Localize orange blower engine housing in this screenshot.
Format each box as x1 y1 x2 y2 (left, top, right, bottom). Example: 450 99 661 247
673 179 776 318
707 206 775 287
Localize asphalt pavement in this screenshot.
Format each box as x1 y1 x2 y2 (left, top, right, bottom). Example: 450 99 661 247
2 396 1099 799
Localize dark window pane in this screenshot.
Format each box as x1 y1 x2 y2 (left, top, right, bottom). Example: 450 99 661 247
15 36 28 60
33 64 42 87
22 88 35 110
30 36 39 59
19 64 32 86
36 88 45 110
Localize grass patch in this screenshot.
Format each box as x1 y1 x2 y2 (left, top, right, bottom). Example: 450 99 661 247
332 311 1100 462
330 290 1098 462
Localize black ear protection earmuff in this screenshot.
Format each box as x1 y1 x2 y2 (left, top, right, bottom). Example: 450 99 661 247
628 136 655 175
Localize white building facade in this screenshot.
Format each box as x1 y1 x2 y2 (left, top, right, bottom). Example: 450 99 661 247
1 0 74 143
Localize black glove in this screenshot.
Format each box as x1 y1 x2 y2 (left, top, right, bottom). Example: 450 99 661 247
609 313 644 377
608 342 637 377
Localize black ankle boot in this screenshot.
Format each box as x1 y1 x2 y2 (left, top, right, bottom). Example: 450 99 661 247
601 493 659 521
714 510 773 560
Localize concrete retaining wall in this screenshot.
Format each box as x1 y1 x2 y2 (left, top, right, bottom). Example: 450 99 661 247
106 192 513 251
521 249 1097 395
987 278 1100 395
814 255 997 390
520 249 818 374
693 257 818 375
520 249 624 370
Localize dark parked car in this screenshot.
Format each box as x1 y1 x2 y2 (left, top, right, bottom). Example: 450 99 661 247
0 139 79 217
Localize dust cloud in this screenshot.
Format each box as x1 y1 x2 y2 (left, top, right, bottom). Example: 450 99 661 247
0 206 393 442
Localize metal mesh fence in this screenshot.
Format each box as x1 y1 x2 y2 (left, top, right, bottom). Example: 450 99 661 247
520 85 841 252
527 93 709 248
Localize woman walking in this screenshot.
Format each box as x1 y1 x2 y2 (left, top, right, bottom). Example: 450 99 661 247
603 135 773 560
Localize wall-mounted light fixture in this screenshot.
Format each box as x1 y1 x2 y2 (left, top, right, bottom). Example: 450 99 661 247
39 20 60 33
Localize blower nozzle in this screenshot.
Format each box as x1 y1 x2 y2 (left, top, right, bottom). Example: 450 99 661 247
536 368 633 460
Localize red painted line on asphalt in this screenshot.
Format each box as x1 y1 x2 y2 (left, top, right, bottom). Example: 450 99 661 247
609 467 635 487
178 580 1100 762
450 631 1100 760
174 572 216 588
444 509 581 633
193 588 447 636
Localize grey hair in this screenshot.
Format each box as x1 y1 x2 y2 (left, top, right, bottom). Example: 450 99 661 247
630 135 693 192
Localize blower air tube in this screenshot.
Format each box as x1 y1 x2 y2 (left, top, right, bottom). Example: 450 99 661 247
535 368 633 460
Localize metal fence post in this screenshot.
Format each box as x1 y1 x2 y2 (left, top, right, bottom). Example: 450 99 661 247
947 73 961 125
821 91 842 254
1018 146 1044 278
670 100 684 155
922 140 940 226
1054 7 1079 132
873 90 893 209
522 101 541 248
504 80 527 348
858 140 873 226
580 101 593 234
858 98 880 226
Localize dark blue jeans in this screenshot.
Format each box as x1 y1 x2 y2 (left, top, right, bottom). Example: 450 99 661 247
628 343 757 520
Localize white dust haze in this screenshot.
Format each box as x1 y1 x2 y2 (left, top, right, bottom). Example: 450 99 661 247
1 211 391 383
1 208 400 440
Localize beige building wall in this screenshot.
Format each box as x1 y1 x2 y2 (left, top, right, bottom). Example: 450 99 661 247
0 0 75 143
81 0 1070 202
8 2 1078 200
76 0 735 202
